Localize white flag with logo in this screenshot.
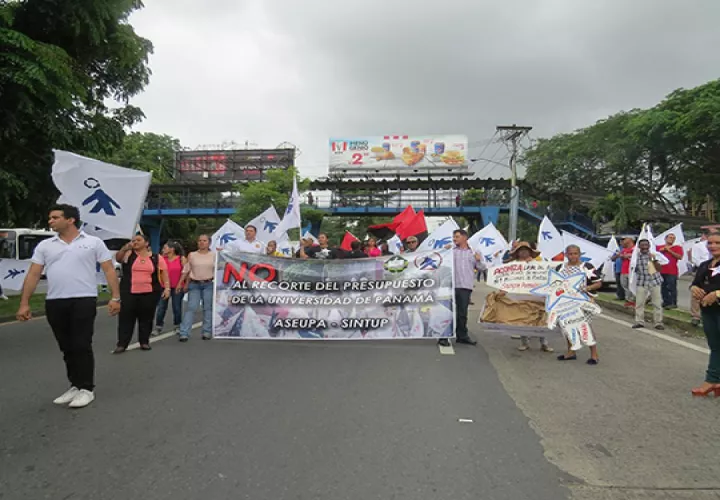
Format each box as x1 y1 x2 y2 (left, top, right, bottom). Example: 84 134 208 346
276 234 293 257
417 218 459 252
561 231 614 269
469 222 509 267
52 150 151 238
388 234 403 255
212 219 246 251
277 176 301 235
602 235 620 280
537 216 564 260
0 258 31 291
654 223 688 275
247 206 282 244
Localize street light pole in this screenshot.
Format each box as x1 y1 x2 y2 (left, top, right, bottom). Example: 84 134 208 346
496 125 532 242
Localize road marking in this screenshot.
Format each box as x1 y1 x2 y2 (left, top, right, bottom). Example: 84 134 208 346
438 342 455 355
458 418 473 423
126 322 202 351
599 313 709 355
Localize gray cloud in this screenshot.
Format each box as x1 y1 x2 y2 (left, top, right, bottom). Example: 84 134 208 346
128 0 720 179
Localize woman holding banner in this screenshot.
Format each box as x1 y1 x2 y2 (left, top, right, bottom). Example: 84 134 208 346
555 245 603 364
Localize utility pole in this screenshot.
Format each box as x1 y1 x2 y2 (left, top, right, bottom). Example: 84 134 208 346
496 124 532 242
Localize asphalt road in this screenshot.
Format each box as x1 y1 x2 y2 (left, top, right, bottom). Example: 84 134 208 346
1 287 718 500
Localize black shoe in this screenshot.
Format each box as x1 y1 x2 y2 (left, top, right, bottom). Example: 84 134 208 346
202 335 212 340
179 337 189 343
557 354 577 361
456 337 477 346
140 344 152 351
438 339 451 347
655 324 665 331
631 324 644 329
586 358 599 365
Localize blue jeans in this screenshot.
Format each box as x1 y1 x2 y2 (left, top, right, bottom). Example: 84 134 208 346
661 274 678 307
180 281 213 338
156 289 184 328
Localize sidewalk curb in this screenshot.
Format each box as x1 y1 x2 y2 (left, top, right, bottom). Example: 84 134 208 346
0 300 110 325
596 297 702 333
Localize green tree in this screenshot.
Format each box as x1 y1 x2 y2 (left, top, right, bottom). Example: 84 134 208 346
0 0 152 226
589 193 642 232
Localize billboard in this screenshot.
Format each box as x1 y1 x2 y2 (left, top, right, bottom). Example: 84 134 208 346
175 149 293 182
328 135 468 172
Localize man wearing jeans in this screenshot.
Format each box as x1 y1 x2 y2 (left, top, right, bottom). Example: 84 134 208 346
619 238 636 307
439 230 481 347
632 239 665 331
657 233 683 309
16 204 121 409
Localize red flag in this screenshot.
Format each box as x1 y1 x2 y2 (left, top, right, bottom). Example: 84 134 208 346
396 209 427 240
368 206 416 240
340 231 359 251
392 205 415 225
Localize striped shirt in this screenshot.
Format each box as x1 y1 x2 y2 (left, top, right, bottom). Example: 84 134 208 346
454 246 478 290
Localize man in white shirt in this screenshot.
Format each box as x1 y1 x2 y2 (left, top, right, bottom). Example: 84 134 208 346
227 224 265 254
16 205 121 409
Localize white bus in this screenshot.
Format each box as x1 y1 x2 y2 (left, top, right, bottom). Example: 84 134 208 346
0 228 55 261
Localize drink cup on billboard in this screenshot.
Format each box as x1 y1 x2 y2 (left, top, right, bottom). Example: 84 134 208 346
434 142 445 155
411 141 421 153
382 142 391 152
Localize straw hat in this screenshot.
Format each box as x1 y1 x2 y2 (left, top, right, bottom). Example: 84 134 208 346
509 241 540 259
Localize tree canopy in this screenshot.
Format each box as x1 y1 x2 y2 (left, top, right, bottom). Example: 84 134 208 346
0 0 152 226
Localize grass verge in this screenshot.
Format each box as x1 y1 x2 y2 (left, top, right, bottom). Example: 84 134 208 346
0 291 111 320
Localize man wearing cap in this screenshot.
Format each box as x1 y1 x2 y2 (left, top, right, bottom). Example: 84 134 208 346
438 229 481 347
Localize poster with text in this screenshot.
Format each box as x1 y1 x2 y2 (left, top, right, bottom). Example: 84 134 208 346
213 250 455 340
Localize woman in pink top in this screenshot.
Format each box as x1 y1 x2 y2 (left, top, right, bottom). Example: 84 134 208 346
154 241 188 335
366 238 381 257
113 234 170 353
177 234 215 341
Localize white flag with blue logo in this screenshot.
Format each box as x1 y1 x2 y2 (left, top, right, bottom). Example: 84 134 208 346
468 222 509 266
388 234 403 255
276 235 293 257
52 150 151 238
654 223 688 275
561 231 614 269
212 219 246 251
537 216 564 260
277 176 301 236
0 258 31 291
247 206 282 244
417 218 459 252
302 231 319 245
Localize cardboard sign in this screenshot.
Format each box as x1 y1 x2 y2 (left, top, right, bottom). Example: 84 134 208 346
486 261 553 295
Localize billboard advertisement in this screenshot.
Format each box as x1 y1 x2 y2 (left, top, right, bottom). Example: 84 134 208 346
175 149 293 182
328 135 468 172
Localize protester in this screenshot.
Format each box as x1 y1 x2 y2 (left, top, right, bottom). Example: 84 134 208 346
403 236 419 254
300 233 338 259
155 240 186 335
438 229 481 347
690 233 711 326
509 242 553 352
611 244 625 301
657 233 683 309
632 239 665 330
365 238 381 257
307 192 314 206
619 238 636 307
113 234 170 353
380 242 391 256
689 233 720 397
347 240 367 258
16 204 121 409
555 245 603 364
178 234 215 341
227 224 265 254
266 240 285 257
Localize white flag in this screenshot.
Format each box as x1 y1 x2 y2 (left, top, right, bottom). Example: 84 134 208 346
0 258 31 291
654 223 688 275
537 216 564 260
302 231 319 245
469 222 509 267
602 236 620 280
52 150 151 238
388 234 403 255
276 234 293 257
277 176 301 235
212 219 245 251
247 206 282 244
417 218 459 252
561 231 614 269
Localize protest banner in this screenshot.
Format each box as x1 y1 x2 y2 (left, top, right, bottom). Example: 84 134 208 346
486 261 553 295
213 249 454 340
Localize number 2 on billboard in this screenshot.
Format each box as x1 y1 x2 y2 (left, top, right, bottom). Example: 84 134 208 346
351 153 363 165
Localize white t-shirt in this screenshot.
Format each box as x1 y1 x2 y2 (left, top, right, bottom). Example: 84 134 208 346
226 239 266 255
692 240 710 266
31 232 112 299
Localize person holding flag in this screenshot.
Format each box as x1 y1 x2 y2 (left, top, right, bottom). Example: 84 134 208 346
631 238 668 330
657 233 684 310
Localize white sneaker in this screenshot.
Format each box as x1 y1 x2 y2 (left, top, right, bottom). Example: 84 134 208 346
53 387 79 405
68 389 95 408
0 294 8 300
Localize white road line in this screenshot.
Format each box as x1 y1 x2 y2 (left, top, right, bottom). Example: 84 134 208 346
599 313 709 355
126 321 202 351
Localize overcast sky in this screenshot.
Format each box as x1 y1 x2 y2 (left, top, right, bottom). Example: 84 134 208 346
128 0 720 180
